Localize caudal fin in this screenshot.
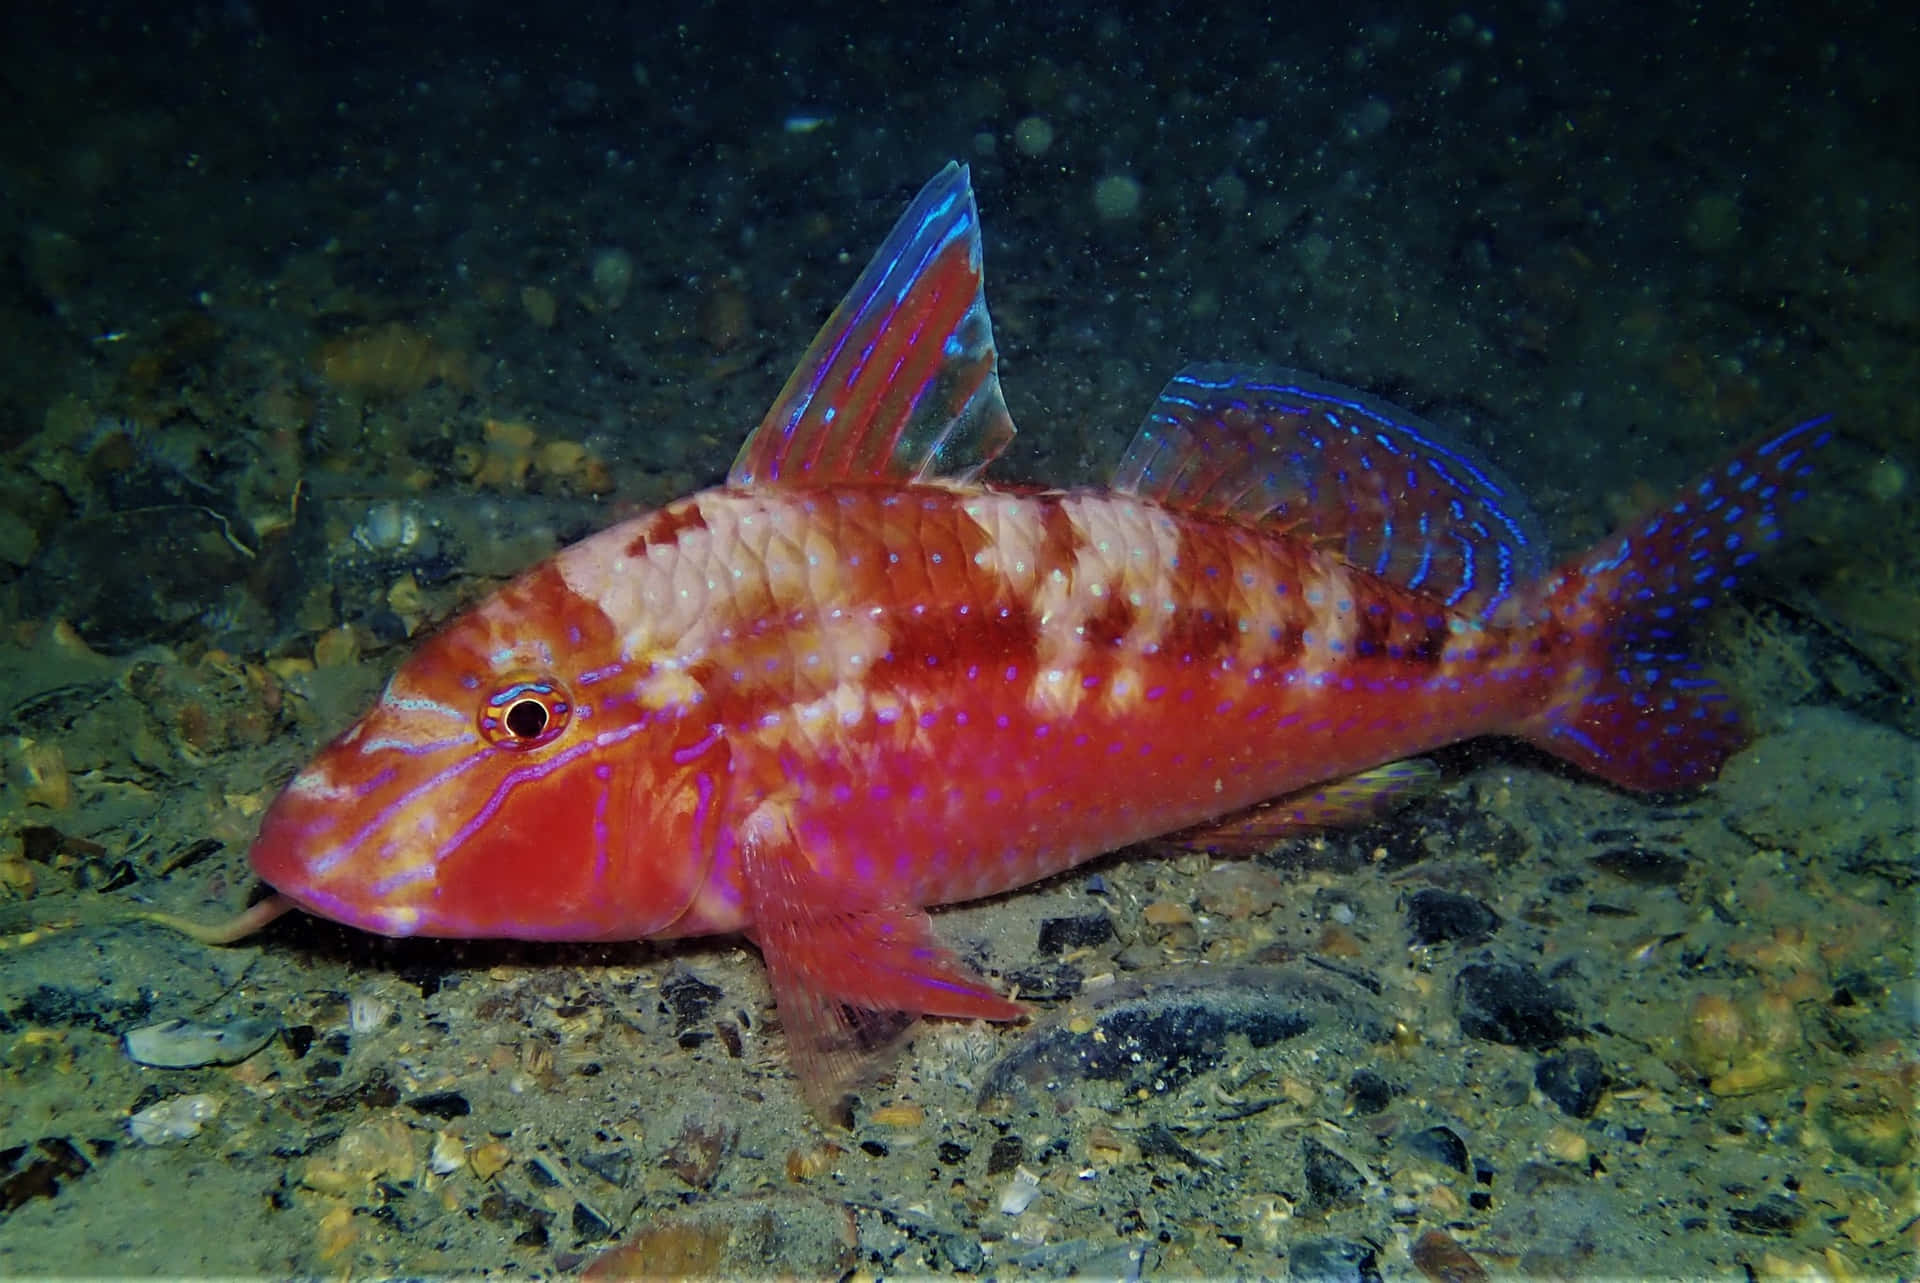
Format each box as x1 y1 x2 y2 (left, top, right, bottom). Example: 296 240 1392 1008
1518 416 1833 790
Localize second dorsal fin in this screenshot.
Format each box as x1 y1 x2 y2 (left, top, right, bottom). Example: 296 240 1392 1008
729 163 1016 488
1112 364 1549 622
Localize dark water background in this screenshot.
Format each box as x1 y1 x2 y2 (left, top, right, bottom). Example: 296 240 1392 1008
0 1 1913 1277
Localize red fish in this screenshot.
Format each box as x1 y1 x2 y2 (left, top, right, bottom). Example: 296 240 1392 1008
245 163 1830 1114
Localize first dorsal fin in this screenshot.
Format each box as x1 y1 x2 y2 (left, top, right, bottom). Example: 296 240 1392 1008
1112 364 1550 623
730 163 1016 488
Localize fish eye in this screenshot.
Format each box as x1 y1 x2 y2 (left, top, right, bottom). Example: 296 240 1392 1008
478 673 572 750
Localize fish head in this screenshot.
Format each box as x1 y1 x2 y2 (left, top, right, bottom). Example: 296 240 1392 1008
247 554 724 941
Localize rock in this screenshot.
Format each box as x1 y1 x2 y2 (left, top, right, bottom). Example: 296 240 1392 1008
582 1192 856 1282
1301 1137 1365 1213
1036 911 1114 955
1002 961 1083 1001
1288 1237 1381 1283
1452 962 1575 1049
1727 1195 1801 1236
1346 1069 1394 1115
1406 889 1502 946
660 969 725 1033
979 965 1390 1105
1534 1048 1607 1118
1403 1124 1469 1174
1588 845 1689 886
986 1135 1024 1175
1409 1227 1488 1281
405 1089 472 1120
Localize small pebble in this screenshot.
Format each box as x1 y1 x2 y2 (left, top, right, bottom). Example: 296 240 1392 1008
1302 1137 1364 1212
1589 845 1689 886
1452 962 1574 1049
1346 1069 1394 1115
470 1140 511 1181
1036 911 1114 955
940 1231 988 1273
1409 1227 1487 1282
1288 1236 1380 1283
1728 1194 1802 1237
1534 1047 1607 1118
1403 1125 1470 1174
1406 889 1501 946
1541 1126 1589 1163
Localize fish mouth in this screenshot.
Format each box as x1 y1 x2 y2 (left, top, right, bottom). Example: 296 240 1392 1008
245 775 433 938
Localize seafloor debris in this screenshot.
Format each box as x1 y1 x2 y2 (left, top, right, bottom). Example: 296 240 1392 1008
123 1016 278 1068
126 1093 220 1144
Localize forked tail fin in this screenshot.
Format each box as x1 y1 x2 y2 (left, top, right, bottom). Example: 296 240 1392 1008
1516 416 1833 790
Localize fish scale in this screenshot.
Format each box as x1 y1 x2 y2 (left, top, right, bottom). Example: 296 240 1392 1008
239 162 1834 1118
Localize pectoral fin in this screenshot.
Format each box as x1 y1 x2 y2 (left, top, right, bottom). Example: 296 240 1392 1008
739 802 1023 1123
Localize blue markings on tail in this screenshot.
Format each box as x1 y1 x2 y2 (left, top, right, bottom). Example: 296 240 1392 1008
1522 415 1834 791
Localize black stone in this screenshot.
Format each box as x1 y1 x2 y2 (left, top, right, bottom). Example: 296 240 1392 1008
985 1136 1025 1175
1406 889 1501 946
1001 962 1083 1002
1037 912 1115 956
1301 1137 1364 1212
859 1140 889 1157
940 1231 987 1272
571 1201 612 1240
1589 845 1690 886
1288 1237 1381 1283
1138 1123 1203 1168
1452 962 1575 1049
578 1149 632 1188
978 966 1391 1108
1346 1069 1394 1115
1728 1195 1802 1236
659 970 724 1034
405 1090 471 1120
1403 1125 1469 1173
1534 1048 1607 1118
936 1140 971 1164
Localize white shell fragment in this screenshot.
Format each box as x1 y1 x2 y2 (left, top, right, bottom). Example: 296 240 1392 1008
127 1093 221 1144
349 991 393 1034
998 1164 1042 1215
428 1131 468 1175
124 1017 279 1069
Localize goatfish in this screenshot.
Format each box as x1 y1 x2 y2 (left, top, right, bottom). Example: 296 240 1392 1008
192 163 1828 1116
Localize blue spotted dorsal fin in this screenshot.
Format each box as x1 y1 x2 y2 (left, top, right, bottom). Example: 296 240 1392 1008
730 163 1016 488
1112 364 1549 622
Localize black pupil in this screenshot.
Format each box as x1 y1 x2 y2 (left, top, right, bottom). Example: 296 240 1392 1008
504 699 549 740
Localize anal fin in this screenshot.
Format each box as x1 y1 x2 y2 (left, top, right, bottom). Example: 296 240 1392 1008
740 803 1023 1122
1170 759 1440 854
